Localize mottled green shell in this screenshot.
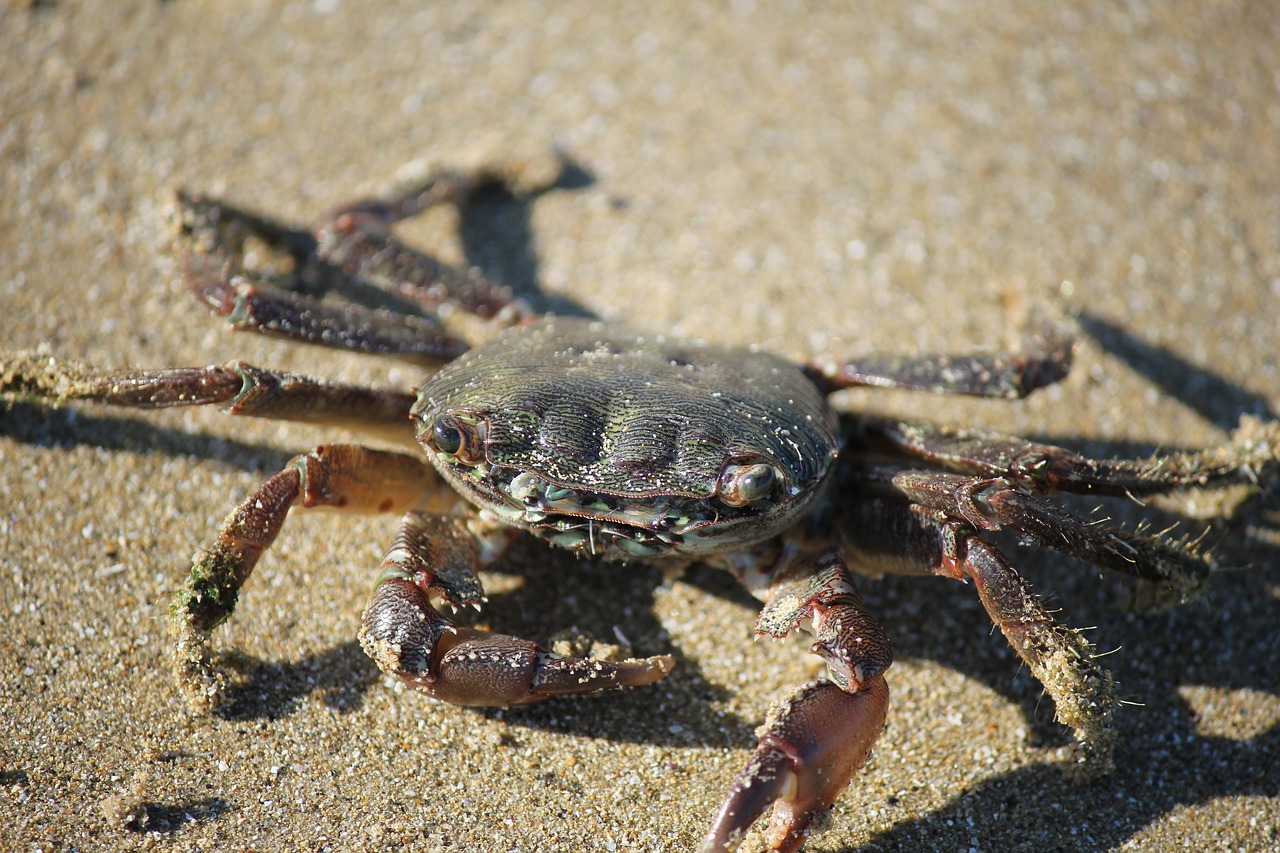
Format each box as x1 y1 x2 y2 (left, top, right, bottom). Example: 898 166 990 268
413 317 839 499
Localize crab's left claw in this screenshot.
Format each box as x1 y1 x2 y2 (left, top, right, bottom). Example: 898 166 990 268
701 676 889 853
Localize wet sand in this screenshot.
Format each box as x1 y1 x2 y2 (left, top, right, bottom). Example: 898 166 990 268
2 2 1279 851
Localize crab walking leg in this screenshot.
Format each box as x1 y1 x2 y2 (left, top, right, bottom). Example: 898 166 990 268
807 318 1074 399
0 353 418 445
955 527 1116 771
890 469 1213 601
173 168 487 270
359 511 675 706
176 157 562 350
859 415 1280 497
704 552 892 852
311 167 541 323
180 251 470 364
840 495 1117 772
172 445 450 710
177 187 479 362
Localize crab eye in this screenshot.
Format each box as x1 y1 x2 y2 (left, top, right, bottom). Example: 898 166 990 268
428 414 486 464
432 418 462 454
718 461 780 507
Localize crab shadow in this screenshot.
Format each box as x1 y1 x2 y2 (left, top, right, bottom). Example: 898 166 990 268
841 571 1280 852
849 710 1280 852
1077 311 1276 429
456 150 596 317
0 399 295 473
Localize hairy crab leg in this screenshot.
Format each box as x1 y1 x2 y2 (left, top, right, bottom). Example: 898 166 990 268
359 511 675 706
889 468 1214 601
705 551 892 852
0 353 418 445
858 414 1280 497
838 493 1117 773
176 172 501 316
172 445 451 710
806 318 1075 398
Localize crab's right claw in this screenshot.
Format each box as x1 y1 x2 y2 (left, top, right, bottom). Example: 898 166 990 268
701 676 889 853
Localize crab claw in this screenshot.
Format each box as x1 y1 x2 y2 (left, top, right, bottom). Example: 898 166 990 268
422 627 674 706
359 577 674 707
701 676 889 853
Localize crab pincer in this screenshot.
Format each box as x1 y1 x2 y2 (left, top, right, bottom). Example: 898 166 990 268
360 574 674 706
703 553 893 851
702 677 890 853
357 511 674 706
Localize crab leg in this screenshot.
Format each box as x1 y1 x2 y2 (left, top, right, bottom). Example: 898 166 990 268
177 174 508 317
807 318 1074 398
1 353 417 444
171 444 449 710
859 415 1278 497
949 524 1116 770
838 493 1117 772
889 468 1212 601
179 250 470 364
175 158 566 360
702 678 889 853
705 552 892 852
359 511 674 706
310 165 537 323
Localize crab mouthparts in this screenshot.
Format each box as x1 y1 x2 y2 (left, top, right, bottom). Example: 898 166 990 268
471 461 768 555
498 469 708 557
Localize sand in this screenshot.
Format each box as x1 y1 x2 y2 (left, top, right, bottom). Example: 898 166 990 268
2 2 1278 851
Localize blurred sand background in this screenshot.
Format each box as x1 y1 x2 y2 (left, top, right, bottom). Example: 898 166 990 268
2 2 1279 851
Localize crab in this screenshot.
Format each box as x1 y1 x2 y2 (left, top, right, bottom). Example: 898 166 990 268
2 158 1276 852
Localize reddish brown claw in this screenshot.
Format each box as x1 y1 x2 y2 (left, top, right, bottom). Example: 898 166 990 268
701 676 889 853
428 628 674 706
359 571 674 707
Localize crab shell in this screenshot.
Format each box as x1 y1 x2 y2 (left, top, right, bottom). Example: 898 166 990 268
411 317 841 559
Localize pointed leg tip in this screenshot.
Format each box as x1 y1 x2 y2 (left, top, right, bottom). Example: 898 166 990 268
169 620 226 713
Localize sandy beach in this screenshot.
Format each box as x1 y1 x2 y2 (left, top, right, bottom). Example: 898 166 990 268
2 2 1278 851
